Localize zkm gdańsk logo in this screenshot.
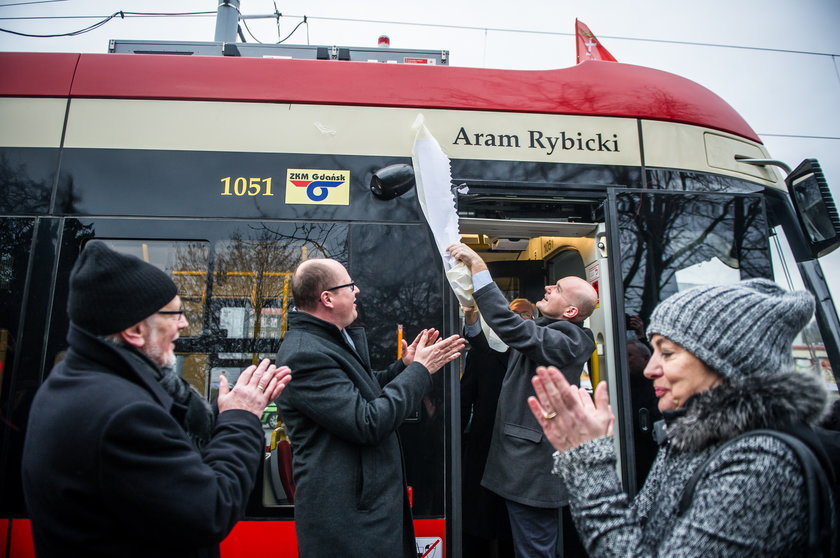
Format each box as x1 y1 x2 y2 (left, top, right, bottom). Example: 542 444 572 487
285 169 350 205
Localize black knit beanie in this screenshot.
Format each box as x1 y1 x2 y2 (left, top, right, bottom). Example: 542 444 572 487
68 240 178 334
647 278 815 380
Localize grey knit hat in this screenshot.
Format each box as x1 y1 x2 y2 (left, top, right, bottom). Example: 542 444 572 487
68 240 178 334
647 279 815 380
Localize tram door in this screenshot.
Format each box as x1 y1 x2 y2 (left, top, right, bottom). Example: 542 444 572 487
457 210 625 557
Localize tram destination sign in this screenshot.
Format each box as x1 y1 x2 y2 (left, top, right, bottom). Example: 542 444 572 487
453 126 620 156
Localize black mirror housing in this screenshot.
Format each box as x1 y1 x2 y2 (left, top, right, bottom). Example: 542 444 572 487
370 164 416 200
785 159 840 258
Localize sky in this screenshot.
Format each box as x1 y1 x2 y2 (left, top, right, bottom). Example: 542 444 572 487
1 0 839 302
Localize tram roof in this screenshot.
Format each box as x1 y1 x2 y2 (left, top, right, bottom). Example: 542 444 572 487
0 51 761 143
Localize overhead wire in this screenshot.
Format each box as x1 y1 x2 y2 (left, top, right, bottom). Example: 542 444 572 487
0 11 217 19
0 9 836 58
239 16 262 43
273 13 840 58
1 10 123 37
202 1 307 46
238 1 307 46
0 0 69 7
0 9 216 37
277 16 307 44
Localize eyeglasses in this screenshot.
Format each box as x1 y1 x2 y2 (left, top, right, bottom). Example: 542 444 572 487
324 282 356 292
515 311 534 320
158 308 186 316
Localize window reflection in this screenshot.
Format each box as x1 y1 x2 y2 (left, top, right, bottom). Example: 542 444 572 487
351 224 444 369
350 224 445 517
0 217 36 438
618 192 772 323
212 234 295 343
647 169 764 193
0 150 55 214
200 224 347 388
1 218 43 515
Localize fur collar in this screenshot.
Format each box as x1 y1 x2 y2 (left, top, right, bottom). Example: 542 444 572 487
666 370 829 452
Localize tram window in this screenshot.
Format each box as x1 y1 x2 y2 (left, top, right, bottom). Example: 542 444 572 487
546 249 587 284
617 192 774 491
618 192 771 320
794 322 838 393
350 223 446 518
0 218 36 515
647 169 763 194
206 234 307 410
0 148 58 214
212 237 294 343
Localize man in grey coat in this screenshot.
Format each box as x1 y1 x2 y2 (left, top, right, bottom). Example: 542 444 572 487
448 242 598 558
276 258 465 558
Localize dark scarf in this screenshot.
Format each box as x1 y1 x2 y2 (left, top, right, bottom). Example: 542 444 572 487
118 345 216 450
157 365 216 451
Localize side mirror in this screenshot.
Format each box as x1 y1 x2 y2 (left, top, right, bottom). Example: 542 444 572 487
370 164 415 200
785 159 840 258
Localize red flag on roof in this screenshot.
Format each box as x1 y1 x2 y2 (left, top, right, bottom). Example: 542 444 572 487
575 19 617 63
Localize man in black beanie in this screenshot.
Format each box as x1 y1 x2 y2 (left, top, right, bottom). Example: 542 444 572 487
22 240 292 558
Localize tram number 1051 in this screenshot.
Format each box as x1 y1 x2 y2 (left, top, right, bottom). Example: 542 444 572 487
220 177 274 196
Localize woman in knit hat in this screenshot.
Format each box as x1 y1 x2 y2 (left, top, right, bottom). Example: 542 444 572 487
527 278 832 557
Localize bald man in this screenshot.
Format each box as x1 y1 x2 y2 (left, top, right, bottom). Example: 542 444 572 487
448 243 598 558
276 258 464 558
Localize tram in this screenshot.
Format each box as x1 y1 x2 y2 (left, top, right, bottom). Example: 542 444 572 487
1 50 838 557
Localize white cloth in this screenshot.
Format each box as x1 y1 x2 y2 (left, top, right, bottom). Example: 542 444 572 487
412 116 506 352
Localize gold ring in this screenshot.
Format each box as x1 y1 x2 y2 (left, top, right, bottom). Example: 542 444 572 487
543 410 557 420
257 385 266 392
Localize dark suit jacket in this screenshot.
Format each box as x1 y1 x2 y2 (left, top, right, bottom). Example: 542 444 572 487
461 328 513 540
22 324 264 558
276 311 432 558
474 282 595 508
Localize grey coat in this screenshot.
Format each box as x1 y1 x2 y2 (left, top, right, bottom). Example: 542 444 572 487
276 312 432 558
474 282 595 508
554 369 830 557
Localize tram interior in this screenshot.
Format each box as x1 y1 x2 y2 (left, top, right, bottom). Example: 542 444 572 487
456 194 603 311
457 210 607 392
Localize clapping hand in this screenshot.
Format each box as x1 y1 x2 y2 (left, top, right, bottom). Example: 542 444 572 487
527 366 614 452
218 358 292 417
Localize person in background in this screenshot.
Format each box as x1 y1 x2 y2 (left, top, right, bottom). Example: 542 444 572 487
276 258 465 558
509 298 537 320
529 279 833 557
448 242 598 558
22 240 291 558
626 338 661 488
460 298 536 558
625 313 647 345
